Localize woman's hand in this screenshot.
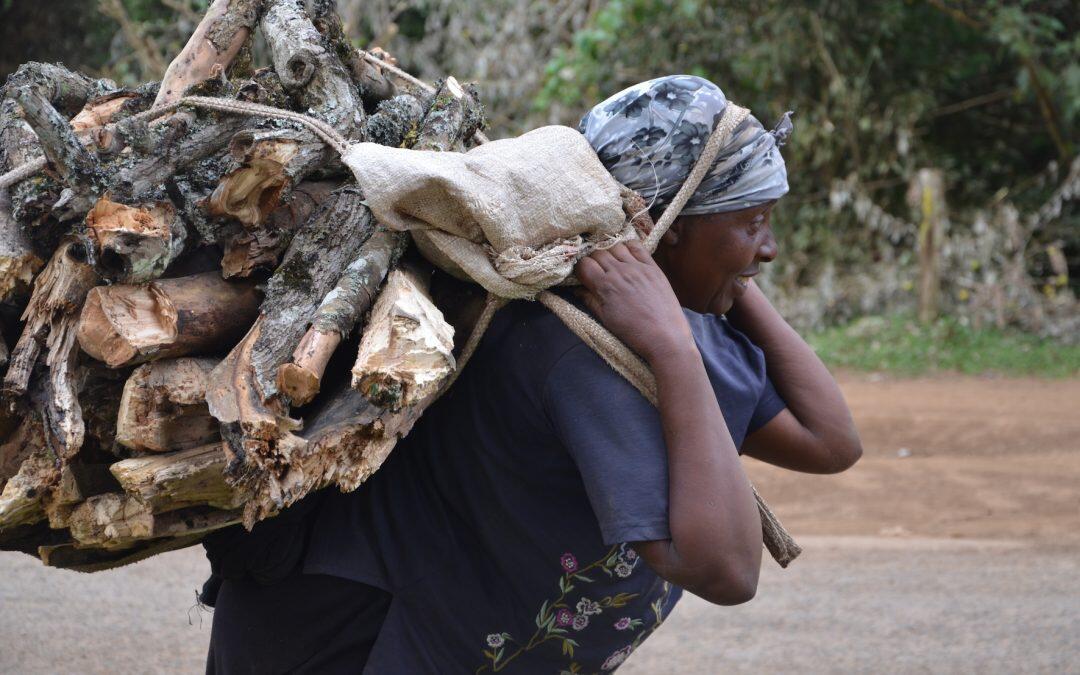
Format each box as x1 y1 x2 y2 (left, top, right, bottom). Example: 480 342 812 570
575 241 694 363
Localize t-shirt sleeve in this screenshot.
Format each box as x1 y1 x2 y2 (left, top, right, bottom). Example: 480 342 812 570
748 376 786 434
543 344 671 546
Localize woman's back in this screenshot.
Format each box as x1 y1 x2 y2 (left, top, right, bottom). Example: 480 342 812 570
303 293 782 672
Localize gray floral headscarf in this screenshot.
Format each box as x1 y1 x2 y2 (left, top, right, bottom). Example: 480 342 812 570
578 75 793 215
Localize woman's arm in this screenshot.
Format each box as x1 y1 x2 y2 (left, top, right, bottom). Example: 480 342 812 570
576 242 762 605
726 281 862 473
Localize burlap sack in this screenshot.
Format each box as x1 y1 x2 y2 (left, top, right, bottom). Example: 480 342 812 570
342 125 634 298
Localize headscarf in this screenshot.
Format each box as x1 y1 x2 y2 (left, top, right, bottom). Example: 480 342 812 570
578 75 792 216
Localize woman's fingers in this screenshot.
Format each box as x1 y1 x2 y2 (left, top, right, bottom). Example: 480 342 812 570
626 239 654 264
576 256 605 289
589 248 618 271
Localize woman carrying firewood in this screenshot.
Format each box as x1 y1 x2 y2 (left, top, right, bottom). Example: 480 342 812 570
202 75 861 673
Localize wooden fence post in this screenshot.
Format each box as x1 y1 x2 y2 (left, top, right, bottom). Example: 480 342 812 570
909 168 946 324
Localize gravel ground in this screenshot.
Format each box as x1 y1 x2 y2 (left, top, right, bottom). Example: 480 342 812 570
2 373 1078 673
2 538 1077 674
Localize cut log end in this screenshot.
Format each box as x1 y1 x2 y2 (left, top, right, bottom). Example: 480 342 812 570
84 198 186 283
116 358 220 453
351 268 456 410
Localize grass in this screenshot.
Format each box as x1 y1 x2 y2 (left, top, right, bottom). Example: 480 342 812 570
807 314 1080 378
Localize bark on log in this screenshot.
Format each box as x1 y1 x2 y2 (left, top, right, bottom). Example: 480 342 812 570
260 0 364 138
219 179 335 278
4 240 99 401
77 271 261 368
413 77 483 153
351 266 455 410
154 0 264 107
116 358 220 453
247 186 376 402
0 187 43 303
43 315 86 459
110 443 244 511
83 197 187 283
8 86 93 183
38 532 204 572
278 229 406 405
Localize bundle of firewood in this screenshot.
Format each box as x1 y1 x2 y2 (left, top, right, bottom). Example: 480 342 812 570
0 0 502 571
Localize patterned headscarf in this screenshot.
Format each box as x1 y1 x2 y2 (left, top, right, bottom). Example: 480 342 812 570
579 75 792 216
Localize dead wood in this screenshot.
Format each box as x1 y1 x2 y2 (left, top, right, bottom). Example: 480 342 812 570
110 443 244 511
68 492 241 549
0 446 59 531
83 197 187 283
260 0 364 137
351 265 455 410
116 358 220 453
155 0 265 107
219 179 335 278
38 532 203 572
4 240 99 401
207 127 327 228
0 414 45 490
77 271 261 368
278 229 406 405
0 187 43 303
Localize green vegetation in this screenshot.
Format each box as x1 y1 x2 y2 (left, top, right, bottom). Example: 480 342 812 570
808 314 1080 378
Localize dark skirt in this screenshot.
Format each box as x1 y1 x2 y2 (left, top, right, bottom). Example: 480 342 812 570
206 572 391 675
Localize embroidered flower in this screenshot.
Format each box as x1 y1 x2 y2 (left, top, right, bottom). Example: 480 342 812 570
601 645 635 670
614 562 634 578
555 608 574 627
614 617 633 631
560 552 579 573
576 597 602 616
486 633 506 648
623 548 638 562
572 613 590 631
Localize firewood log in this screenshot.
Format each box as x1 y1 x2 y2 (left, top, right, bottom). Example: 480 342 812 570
154 0 263 107
83 197 187 283
277 229 406 405
38 533 202 572
77 271 261 368
4 240 99 402
351 266 456 410
116 358 220 453
0 447 59 531
219 180 336 278
67 492 241 549
109 443 245 511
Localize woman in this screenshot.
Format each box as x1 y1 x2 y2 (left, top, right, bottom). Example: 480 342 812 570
203 75 861 674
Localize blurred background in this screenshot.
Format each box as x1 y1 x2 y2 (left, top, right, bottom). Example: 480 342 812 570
1 1 1077 673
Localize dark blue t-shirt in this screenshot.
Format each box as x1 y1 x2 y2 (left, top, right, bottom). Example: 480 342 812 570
304 295 785 673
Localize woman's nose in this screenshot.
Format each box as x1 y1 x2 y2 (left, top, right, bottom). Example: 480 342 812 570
758 228 778 262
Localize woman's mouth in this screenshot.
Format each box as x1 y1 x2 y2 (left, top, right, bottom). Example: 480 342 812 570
735 275 752 289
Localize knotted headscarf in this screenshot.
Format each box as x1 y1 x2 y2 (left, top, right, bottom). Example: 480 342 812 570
579 75 793 215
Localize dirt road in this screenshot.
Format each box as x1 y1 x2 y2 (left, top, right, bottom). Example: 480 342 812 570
2 373 1078 673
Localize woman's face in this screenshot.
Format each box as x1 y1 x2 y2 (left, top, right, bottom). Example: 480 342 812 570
653 201 778 314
